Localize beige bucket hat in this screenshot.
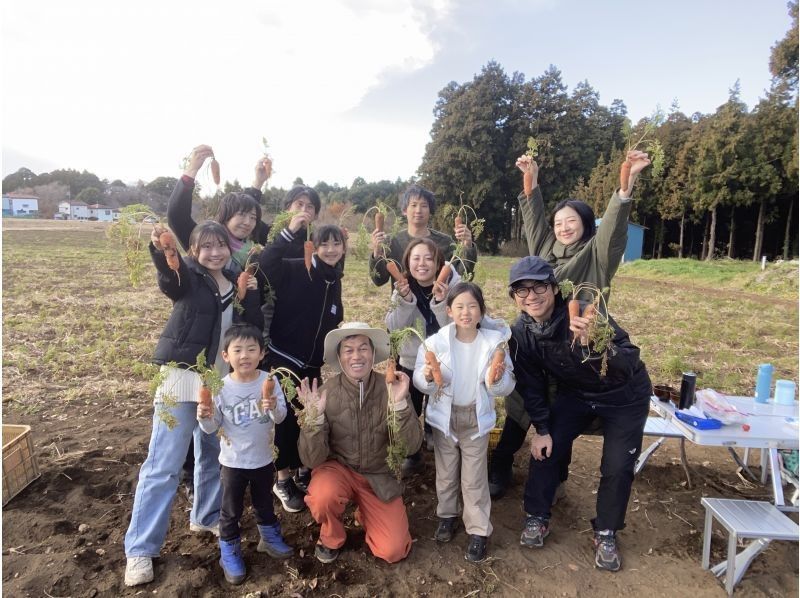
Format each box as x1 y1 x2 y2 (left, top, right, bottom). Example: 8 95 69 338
322 322 390 371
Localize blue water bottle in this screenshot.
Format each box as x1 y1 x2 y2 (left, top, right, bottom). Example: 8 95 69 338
754 363 773 403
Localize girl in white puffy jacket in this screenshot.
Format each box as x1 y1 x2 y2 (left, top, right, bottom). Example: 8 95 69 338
385 238 459 473
412 281 515 564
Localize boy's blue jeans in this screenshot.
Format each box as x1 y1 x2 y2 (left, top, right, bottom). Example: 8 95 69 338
124 402 221 557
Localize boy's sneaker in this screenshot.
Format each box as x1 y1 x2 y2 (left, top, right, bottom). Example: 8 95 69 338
465 534 488 563
189 521 220 536
433 517 459 543
593 529 621 572
520 515 550 548
294 468 311 493
124 556 154 587
273 478 306 513
314 543 340 564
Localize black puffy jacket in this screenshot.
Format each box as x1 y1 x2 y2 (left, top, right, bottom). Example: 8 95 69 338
510 300 651 436
150 243 262 368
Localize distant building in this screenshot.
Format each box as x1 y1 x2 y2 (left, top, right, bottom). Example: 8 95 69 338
58 201 89 220
2 193 39 217
87 204 120 222
595 219 646 262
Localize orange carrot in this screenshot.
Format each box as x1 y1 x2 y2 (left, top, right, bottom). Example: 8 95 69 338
425 350 443 387
568 300 581 324
583 304 596 320
436 261 452 286
386 261 405 283
304 239 314 275
210 158 221 185
523 168 534 197
619 159 631 194
489 349 505 384
375 212 385 233
455 215 463 228
341 226 349 241
159 230 180 273
262 376 275 402
385 360 397 384
198 386 212 409
236 271 251 301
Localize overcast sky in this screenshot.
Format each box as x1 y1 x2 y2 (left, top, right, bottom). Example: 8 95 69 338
2 0 792 193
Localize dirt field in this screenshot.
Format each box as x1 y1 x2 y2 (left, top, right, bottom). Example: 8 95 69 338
2 219 797 597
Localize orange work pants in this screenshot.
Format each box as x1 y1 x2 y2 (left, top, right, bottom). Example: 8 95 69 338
304 460 412 563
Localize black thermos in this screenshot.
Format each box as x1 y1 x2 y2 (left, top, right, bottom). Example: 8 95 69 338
678 372 697 410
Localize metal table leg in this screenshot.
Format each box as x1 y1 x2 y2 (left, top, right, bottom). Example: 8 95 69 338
679 437 692 489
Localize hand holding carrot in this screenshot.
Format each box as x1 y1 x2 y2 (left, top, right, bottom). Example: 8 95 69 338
151 224 167 249
371 229 387 258
569 314 592 346
196 401 213 420
184 145 215 179
395 277 413 302
515 154 539 195
253 156 273 188
432 279 448 303
387 371 410 406
619 150 651 198
454 221 473 247
288 211 312 233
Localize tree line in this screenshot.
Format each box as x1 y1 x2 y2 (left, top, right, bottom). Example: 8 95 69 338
4 3 796 260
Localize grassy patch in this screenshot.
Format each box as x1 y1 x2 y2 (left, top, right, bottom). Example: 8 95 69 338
2 223 798 416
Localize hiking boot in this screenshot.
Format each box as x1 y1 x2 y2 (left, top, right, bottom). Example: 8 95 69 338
124 556 153 587
314 543 340 564
520 515 550 548
257 522 293 559
219 537 246 585
273 477 306 513
465 534 488 563
551 482 567 506
294 468 312 494
488 467 512 500
593 529 621 572
433 517 459 543
190 521 220 537
401 451 424 477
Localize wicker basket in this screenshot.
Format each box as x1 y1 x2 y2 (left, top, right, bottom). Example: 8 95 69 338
3 425 40 506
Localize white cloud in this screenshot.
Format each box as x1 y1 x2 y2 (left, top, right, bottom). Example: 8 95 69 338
3 0 453 191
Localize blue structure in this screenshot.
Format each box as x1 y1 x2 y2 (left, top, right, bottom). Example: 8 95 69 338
595 219 646 262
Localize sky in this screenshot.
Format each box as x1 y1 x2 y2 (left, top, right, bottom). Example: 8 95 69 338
2 0 793 194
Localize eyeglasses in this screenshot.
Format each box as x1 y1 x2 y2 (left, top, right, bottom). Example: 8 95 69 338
512 282 551 298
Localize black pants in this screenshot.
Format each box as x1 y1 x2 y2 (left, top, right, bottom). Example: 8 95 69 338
523 393 649 531
264 353 320 472
220 464 277 541
491 417 572 483
399 365 431 457
181 440 194 483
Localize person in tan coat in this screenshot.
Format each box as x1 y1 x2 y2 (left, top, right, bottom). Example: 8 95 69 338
298 322 423 564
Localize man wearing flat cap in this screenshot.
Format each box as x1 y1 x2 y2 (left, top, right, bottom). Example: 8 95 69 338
508 256 652 572
298 322 423 564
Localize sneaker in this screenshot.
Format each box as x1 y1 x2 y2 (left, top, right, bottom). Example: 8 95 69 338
433 517 459 543
401 451 423 477
190 521 220 537
314 543 340 564
465 534 488 563
488 468 512 500
124 556 154 587
273 478 306 513
593 529 621 572
551 482 567 506
520 515 550 548
294 468 312 494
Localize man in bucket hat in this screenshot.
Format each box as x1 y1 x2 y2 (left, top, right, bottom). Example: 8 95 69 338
298 322 423 564
507 256 652 572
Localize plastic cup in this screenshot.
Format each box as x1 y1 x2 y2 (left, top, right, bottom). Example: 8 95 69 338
774 380 797 405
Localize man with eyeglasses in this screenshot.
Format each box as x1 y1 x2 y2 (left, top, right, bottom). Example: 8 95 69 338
507 256 652 572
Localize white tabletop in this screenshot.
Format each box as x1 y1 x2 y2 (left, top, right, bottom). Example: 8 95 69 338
650 395 799 450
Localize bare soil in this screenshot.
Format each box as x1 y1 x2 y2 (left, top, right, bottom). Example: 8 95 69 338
2 402 797 598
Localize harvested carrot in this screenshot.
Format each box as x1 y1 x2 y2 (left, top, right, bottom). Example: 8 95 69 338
619 159 631 194
523 169 534 197
386 261 405 283
455 215 463 228
436 261 452 286
425 350 443 387
236 271 251 301
198 386 212 410
568 300 581 324
489 349 505 385
385 360 397 384
262 376 275 402
375 212 385 233
210 158 221 185
341 226 349 241
159 230 180 274
304 239 314 275
583 304 596 320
